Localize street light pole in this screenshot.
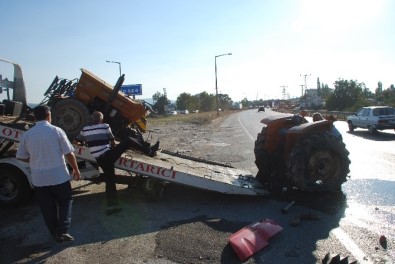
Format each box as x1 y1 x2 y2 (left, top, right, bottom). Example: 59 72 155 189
215 53 232 116
106 60 122 77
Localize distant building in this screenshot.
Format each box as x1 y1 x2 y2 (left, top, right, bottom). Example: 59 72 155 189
303 88 324 108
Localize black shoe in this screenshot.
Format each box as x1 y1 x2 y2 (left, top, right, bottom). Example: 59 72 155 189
55 233 74 243
106 206 122 215
148 141 160 157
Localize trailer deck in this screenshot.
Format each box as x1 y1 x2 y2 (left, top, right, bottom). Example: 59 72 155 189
0 120 269 196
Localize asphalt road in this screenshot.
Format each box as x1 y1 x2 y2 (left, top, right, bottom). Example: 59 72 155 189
1 109 394 263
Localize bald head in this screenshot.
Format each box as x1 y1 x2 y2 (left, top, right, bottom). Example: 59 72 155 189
91 111 104 124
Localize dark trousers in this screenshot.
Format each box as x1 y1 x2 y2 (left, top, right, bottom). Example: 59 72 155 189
96 137 146 207
35 181 73 236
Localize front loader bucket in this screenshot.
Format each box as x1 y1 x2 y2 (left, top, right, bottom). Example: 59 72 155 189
229 219 282 261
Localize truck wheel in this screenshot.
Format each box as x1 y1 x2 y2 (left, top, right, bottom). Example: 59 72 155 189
289 134 350 192
347 121 355 132
51 98 90 140
0 166 33 207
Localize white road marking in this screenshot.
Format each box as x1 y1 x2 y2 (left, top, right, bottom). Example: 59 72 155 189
237 114 255 141
237 112 373 263
332 227 373 264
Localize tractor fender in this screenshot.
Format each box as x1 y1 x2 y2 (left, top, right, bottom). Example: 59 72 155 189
284 120 332 156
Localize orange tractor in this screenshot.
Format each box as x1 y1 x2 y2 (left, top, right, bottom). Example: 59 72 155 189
254 114 350 192
40 69 153 141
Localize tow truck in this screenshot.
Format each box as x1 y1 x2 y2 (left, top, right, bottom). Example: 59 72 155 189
0 58 267 207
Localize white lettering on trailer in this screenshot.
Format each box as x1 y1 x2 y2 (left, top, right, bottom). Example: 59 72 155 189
118 156 177 179
73 145 178 180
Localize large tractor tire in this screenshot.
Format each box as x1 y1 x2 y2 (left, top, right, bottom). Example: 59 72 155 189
51 98 90 140
254 127 271 184
0 165 33 207
289 133 350 192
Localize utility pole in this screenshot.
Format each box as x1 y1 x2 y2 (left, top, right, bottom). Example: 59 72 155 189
300 74 311 108
163 88 167 98
215 53 232 116
280 85 288 100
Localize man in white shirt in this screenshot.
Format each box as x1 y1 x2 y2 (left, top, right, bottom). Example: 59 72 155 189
16 105 80 243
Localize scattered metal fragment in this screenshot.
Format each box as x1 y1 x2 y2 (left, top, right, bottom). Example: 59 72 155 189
282 200 296 214
322 253 358 264
379 235 387 249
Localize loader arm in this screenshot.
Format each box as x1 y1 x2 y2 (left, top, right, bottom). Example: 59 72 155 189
0 58 27 105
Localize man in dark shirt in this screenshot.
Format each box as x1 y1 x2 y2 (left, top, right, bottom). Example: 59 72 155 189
73 111 159 215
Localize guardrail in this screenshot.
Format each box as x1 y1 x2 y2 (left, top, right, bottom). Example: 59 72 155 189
287 110 354 121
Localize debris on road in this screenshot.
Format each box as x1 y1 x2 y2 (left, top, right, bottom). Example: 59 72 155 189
281 200 296 214
322 252 357 264
379 235 387 249
289 212 320 227
229 219 283 261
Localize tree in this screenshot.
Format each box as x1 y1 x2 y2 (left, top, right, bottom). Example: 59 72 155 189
152 91 170 114
217 93 233 110
326 79 365 111
198 92 216 112
152 92 161 105
240 97 249 108
317 77 321 96
382 84 395 107
375 81 384 103
176 93 199 111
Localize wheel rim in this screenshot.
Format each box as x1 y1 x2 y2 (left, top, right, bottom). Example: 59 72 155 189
307 150 341 185
0 176 18 201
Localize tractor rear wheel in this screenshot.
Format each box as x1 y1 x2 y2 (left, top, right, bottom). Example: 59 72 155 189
254 127 270 185
51 98 90 140
289 133 350 192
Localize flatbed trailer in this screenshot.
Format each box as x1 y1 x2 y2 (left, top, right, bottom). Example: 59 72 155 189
0 118 268 207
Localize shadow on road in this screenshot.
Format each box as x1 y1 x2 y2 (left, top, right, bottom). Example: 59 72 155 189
346 130 395 141
1 181 349 264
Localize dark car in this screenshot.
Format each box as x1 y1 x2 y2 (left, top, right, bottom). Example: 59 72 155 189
258 106 265 112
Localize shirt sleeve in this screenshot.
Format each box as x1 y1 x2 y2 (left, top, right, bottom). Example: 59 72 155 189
16 133 30 159
57 128 75 155
106 124 115 141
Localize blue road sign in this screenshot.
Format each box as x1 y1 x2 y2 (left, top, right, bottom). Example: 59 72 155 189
121 84 142 95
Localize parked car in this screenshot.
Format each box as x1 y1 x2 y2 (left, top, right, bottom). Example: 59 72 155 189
258 106 265 112
347 106 395 134
179 110 189 114
166 110 178 116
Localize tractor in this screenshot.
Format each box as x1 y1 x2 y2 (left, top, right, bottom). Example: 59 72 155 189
39 69 153 141
254 113 350 192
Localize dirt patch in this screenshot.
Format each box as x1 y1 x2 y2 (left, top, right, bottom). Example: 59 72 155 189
146 112 231 157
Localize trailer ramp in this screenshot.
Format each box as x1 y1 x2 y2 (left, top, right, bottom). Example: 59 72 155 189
74 145 269 196
0 121 269 196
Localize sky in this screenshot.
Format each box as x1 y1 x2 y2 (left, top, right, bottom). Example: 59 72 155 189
1 0 394 104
